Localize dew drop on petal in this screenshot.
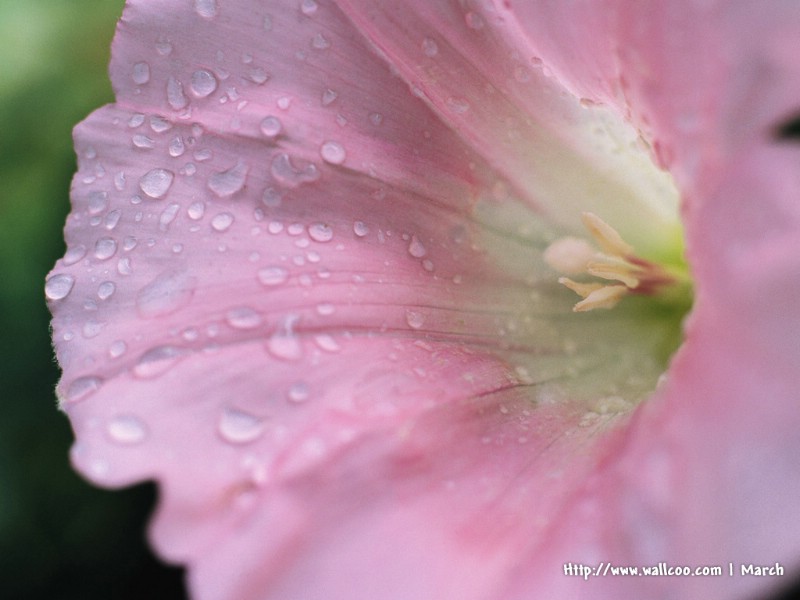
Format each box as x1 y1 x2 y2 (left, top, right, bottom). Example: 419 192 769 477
405 310 426 329
308 223 333 242
138 168 174 199
300 0 318 16
87 191 109 215
132 134 155 149
65 376 103 403
218 408 265 444
211 212 234 231
159 203 180 230
267 332 303 360
208 161 248 197
287 382 309 402
132 62 150 85
320 141 346 165
226 307 263 329
97 281 116 300
194 0 218 19
107 415 148 444
353 220 369 237
422 37 439 57
149 115 172 133
258 266 288 286
408 236 427 258
63 245 87 265
136 270 197 318
259 116 282 138
45 274 75 300
270 153 320 187
190 69 218 97
168 135 185 157
187 201 205 220
93 237 118 261
166 77 188 110
133 345 186 379
109 340 128 358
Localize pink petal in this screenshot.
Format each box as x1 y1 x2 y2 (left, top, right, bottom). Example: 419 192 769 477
47 0 800 599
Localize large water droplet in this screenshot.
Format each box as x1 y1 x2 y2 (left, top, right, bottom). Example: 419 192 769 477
136 270 197 318
133 345 187 378
65 376 103 403
107 415 148 444
320 141 346 165
218 408 265 444
308 223 333 242
132 62 150 85
167 77 189 110
45 273 75 300
138 168 175 199
190 69 218 97
211 212 235 231
63 245 88 265
208 161 248 197
258 265 288 286
94 237 118 261
270 153 320 187
226 307 263 329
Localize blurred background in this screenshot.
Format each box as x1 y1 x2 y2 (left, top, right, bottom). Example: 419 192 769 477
0 1 184 597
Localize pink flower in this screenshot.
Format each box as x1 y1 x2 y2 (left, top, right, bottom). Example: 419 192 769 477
47 1 800 598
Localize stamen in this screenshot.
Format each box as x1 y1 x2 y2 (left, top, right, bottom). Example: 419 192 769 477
545 213 683 312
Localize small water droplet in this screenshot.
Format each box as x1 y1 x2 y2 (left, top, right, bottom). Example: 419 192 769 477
138 168 174 199
93 237 118 261
211 212 234 231
194 0 218 18
63 245 87 265
320 141 346 165
107 415 148 444
149 115 172 133
405 309 426 329
167 77 188 110
314 334 340 352
187 201 205 220
156 40 173 55
82 319 105 338
136 270 197 318
258 265 289 286
267 332 302 360
270 153 320 187
168 135 185 157
259 116 282 138
190 69 218 97
261 187 283 207
421 37 439 57
321 88 338 106
97 281 116 300
226 307 263 329
132 62 151 85
465 11 484 29
159 203 180 230
218 408 265 444
300 0 318 16
109 340 128 358
132 134 155 149
287 382 309 402
446 97 470 114
133 345 186 378
104 210 122 230
208 161 248 197
311 33 330 50
65 376 103 403
46 273 75 300
352 220 370 237
316 302 335 315
407 236 427 258
308 223 333 242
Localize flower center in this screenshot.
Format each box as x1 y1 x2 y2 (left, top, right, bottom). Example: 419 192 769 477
544 212 693 313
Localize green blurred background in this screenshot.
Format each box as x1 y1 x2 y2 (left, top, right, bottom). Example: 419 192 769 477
0 1 184 597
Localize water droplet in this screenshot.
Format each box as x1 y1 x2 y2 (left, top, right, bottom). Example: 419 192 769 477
267 331 302 360
167 76 188 110
107 415 148 444
187 201 205 220
168 135 185 157
311 33 330 50
109 340 128 358
63 245 87 265
132 134 155 149
65 376 103 403
316 302 335 315
138 168 174 199
136 270 197 318
270 153 320 187
93 237 118 261
133 345 186 378
218 408 265 444
208 161 248 197
321 88 338 106
149 115 172 133
422 37 439 57
446 97 470 114
405 309 426 329
132 62 150 85
259 116 282 138
156 40 173 55
117 257 133 275
352 220 370 237
261 187 283 207
104 210 122 230
465 11 484 29
407 236 427 258
82 319 105 338
287 382 309 402
258 265 288 286
300 0 318 16
159 203 180 230
45 274 75 301
320 141 346 165
194 0 218 18
97 281 116 300
87 191 109 215
314 334 340 352
190 69 218 97
308 223 333 242
248 66 269 84
226 307 263 329
211 212 234 231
